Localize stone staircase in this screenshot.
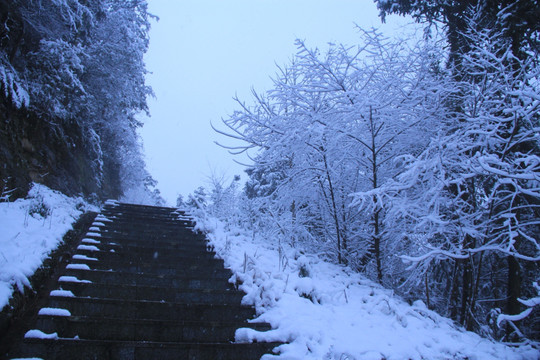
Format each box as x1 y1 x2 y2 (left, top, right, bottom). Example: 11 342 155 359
9 202 279 359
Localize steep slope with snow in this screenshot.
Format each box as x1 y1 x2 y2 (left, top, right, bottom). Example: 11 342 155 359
194 214 539 360
0 184 94 310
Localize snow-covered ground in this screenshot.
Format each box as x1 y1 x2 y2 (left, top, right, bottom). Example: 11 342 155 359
193 214 539 360
0 183 95 310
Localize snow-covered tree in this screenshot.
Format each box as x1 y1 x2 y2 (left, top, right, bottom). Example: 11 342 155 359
0 0 156 200
217 30 446 280
374 0 539 70
1 0 91 110
353 18 539 339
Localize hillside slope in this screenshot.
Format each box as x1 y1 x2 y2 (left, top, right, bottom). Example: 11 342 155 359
194 214 539 360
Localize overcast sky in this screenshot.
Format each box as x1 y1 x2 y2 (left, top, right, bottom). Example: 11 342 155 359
140 0 409 205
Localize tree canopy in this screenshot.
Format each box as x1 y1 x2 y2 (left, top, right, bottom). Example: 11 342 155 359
212 1 539 342
0 0 161 203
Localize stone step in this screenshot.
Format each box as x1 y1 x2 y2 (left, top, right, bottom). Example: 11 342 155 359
87 228 204 239
96 212 189 221
97 211 188 219
100 208 180 216
6 203 283 359
102 203 179 214
98 223 190 232
96 223 192 233
95 218 188 229
94 228 194 238
77 238 211 253
34 315 270 343
94 218 193 228
91 228 195 239
76 240 212 256
66 258 229 276
88 220 192 229
71 248 219 265
63 269 233 289
77 237 215 257
18 338 280 360
55 282 245 304
104 203 185 214
48 297 259 322
101 207 180 214
100 211 186 223
83 229 202 240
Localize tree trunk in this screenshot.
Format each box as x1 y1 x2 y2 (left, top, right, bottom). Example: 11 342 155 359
370 106 383 283
323 154 342 264
449 261 460 320
459 234 476 330
425 270 431 309
460 257 473 329
373 206 382 283
506 255 521 338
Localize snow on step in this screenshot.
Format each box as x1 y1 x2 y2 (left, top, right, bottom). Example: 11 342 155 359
50 290 75 297
66 264 91 270
72 254 98 261
58 276 91 284
24 330 58 340
95 216 112 223
38 307 71 316
86 232 101 237
88 226 101 231
77 244 100 251
81 238 100 245
92 222 106 227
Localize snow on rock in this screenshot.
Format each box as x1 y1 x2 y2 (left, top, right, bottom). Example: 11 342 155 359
193 215 539 360
50 289 75 297
72 254 98 261
66 263 91 270
38 307 71 316
58 276 91 284
77 244 100 251
24 329 58 339
0 183 96 310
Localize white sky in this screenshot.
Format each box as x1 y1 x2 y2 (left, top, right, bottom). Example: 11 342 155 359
140 0 408 205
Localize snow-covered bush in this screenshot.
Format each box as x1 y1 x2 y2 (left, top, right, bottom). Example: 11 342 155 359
189 203 538 359
217 30 446 281
27 193 52 219
0 183 95 309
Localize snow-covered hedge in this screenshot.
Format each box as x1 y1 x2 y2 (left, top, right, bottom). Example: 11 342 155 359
193 212 538 360
0 183 95 310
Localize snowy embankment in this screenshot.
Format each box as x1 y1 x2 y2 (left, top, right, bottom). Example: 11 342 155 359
0 183 94 310
193 215 538 360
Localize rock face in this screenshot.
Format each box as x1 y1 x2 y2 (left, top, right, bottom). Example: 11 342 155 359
9 202 280 359
0 102 108 200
